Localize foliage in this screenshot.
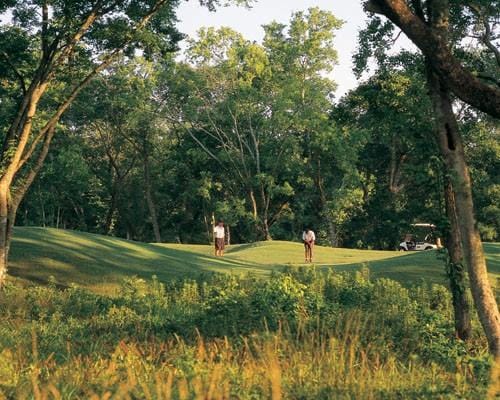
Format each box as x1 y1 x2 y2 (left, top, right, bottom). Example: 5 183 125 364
464 120 500 242
0 269 496 398
333 64 446 249
10 6 497 249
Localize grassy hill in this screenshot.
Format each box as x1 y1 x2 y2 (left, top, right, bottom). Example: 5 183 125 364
8 226 500 294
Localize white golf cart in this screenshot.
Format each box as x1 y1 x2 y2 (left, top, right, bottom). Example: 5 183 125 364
399 223 442 251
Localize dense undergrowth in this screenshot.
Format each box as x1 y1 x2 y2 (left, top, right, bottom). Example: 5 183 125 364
0 267 498 399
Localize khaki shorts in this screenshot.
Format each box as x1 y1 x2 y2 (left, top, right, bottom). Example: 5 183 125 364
304 241 314 250
215 237 225 250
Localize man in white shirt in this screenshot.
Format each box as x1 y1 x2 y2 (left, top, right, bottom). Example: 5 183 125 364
302 228 316 262
214 220 225 257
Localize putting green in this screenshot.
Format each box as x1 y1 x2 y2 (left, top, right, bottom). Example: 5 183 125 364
8 227 500 294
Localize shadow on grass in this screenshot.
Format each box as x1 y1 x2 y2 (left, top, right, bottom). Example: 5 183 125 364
317 250 448 286
9 227 276 288
9 227 500 290
225 242 268 254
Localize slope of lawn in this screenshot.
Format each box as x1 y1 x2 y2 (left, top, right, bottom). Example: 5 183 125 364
7 226 500 294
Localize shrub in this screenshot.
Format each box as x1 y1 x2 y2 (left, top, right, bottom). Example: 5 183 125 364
0 268 494 399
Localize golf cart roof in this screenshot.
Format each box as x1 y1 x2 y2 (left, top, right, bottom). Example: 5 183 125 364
411 223 436 228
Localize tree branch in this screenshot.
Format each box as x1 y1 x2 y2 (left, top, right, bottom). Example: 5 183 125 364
41 1 49 57
363 0 500 118
0 52 27 95
476 73 500 87
468 4 500 68
51 0 104 70
14 0 170 180
11 125 56 211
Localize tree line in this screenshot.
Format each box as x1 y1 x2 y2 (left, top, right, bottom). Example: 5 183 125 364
9 10 498 248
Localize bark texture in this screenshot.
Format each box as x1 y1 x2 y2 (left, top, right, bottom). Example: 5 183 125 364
427 66 500 356
443 178 472 340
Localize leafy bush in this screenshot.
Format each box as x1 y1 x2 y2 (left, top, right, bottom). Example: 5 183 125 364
0 269 495 399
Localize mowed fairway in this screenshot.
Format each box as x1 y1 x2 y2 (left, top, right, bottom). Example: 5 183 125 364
8 227 500 294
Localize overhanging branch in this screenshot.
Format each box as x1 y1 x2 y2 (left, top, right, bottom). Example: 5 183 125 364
362 0 500 118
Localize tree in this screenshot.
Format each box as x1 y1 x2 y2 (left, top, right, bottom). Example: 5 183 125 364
17 133 100 231
362 0 500 355
0 0 251 285
338 48 474 337
161 9 343 240
0 0 181 286
69 62 144 235
333 69 444 249
363 0 500 118
465 120 500 242
161 36 286 240
426 63 500 355
443 176 472 340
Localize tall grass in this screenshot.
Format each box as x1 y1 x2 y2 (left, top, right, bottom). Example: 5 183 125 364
16 332 493 399
0 267 497 399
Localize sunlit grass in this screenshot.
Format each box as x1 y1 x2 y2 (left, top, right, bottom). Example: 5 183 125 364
1 257 497 399
0 280 494 400
8 227 500 294
14 331 490 399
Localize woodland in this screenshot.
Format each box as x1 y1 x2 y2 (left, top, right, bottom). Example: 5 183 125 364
0 0 499 398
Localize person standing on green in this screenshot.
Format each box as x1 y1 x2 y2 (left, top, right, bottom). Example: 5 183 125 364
302 228 316 263
214 220 226 257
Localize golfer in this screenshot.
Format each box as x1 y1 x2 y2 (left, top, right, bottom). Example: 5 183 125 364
214 220 226 257
302 228 316 262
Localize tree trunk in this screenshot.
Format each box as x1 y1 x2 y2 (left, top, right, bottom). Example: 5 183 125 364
56 206 61 229
249 189 258 220
327 219 339 248
104 184 118 234
260 185 272 241
444 177 472 340
0 182 25 287
0 185 10 287
4 199 20 271
262 218 272 241
427 65 500 356
143 152 161 243
248 189 262 239
0 88 46 284
314 159 339 247
41 202 46 227
203 212 211 244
